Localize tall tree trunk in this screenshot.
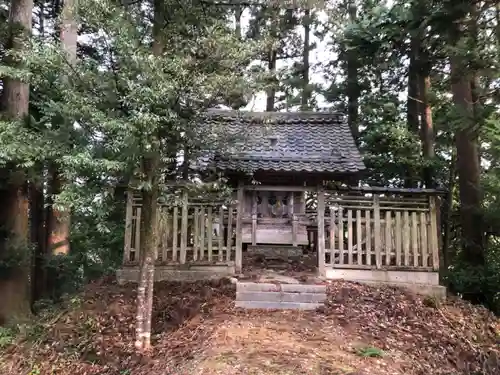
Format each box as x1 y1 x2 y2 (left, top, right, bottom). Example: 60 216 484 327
0 0 34 323
441 153 456 271
235 5 242 40
266 10 277 112
135 0 163 352
419 55 434 188
405 34 420 188
300 8 310 111
346 2 359 143
449 4 484 266
30 170 47 303
47 0 78 256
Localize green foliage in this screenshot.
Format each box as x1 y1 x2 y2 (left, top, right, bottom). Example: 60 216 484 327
446 245 500 313
0 326 15 349
0 236 33 278
357 346 385 358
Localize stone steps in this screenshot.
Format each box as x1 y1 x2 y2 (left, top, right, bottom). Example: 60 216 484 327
235 282 327 310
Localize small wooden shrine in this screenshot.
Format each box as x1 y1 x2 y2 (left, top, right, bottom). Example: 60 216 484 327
118 110 444 296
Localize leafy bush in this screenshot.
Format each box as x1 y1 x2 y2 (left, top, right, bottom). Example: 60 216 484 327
447 244 500 314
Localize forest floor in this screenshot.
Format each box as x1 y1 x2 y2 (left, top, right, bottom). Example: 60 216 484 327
0 278 499 375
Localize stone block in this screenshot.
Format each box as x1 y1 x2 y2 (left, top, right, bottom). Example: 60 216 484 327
236 292 326 303
234 300 322 310
236 282 325 294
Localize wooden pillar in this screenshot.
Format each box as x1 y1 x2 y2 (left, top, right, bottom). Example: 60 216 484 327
429 195 439 270
180 190 188 264
235 183 244 273
251 190 257 245
123 189 134 264
317 187 326 276
373 195 381 268
290 193 297 246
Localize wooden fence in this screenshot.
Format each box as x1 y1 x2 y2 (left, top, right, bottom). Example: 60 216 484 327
318 191 439 271
123 191 240 267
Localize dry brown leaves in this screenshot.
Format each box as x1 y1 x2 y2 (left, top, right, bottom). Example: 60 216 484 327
321 281 500 375
0 278 498 375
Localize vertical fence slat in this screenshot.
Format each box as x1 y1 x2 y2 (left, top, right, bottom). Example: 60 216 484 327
235 185 244 272
338 206 344 265
429 196 439 270
193 207 199 261
135 207 141 262
411 212 418 267
199 206 205 261
365 209 371 266
395 211 402 266
123 191 133 263
218 207 224 262
180 192 188 264
252 192 257 246
420 212 428 267
373 196 381 269
347 209 353 265
356 210 362 265
290 193 297 247
403 211 410 266
161 210 169 262
385 211 391 266
317 188 326 276
207 207 213 262
226 206 233 262
329 207 335 265
172 206 178 262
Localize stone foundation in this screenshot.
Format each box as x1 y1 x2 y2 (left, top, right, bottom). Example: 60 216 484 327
325 268 446 298
235 282 326 310
116 264 235 285
247 245 303 260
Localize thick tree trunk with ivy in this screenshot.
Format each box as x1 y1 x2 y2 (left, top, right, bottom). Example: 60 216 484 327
346 2 359 143
0 0 33 324
419 60 434 188
46 0 78 256
30 173 47 303
450 7 484 266
405 34 420 188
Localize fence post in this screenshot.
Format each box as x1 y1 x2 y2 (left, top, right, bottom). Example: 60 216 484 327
180 190 188 264
429 196 440 270
123 189 134 264
317 187 326 277
373 195 381 269
235 183 244 273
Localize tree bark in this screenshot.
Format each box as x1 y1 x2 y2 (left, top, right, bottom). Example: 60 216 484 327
30 172 47 303
346 2 359 143
419 59 435 188
300 8 310 111
46 0 78 256
235 5 242 40
405 33 420 188
449 5 484 266
135 0 163 352
266 10 278 112
0 0 34 324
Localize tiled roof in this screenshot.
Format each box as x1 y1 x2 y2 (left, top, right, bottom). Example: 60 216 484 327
200 110 365 174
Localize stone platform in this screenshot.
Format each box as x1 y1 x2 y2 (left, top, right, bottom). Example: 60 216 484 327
247 245 303 260
235 271 327 310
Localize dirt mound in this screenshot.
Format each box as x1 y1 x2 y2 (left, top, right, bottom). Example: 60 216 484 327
321 282 500 375
0 279 498 375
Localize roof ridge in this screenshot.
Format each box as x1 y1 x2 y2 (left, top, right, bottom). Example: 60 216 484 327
205 109 344 118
